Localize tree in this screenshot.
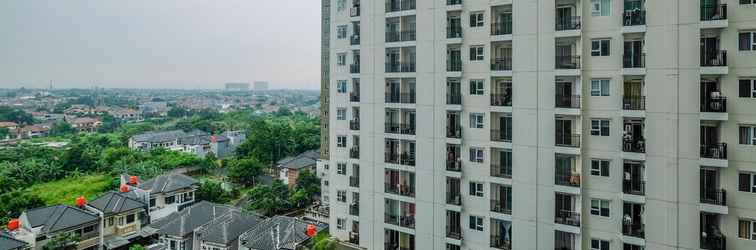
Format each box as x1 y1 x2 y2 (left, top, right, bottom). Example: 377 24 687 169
50 121 75 136
0 107 35 125
0 190 44 227
42 233 79 250
227 157 263 186
295 170 320 198
310 231 337 250
0 127 8 140
245 181 290 216
129 245 146 250
196 179 232 204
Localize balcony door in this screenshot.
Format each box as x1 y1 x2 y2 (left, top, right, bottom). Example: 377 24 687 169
624 120 643 142
386 80 400 98
404 111 416 130
447 112 460 130
447 15 461 29
556 6 573 28
700 125 719 146
556 119 573 145
624 80 643 97
624 40 644 66
386 49 400 65
700 169 719 195
556 45 572 57
556 82 573 98
555 193 575 214
700 37 720 63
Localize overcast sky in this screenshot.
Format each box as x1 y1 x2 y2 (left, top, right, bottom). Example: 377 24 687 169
0 0 320 90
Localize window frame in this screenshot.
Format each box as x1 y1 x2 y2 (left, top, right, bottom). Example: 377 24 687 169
337 0 346 11
337 163 347 175
740 172 756 193
470 113 484 129
336 108 347 120
337 80 348 93
590 239 610 250
468 147 484 163
337 136 347 147
469 12 484 27
469 46 485 61
337 53 347 65
590 159 610 177
590 199 610 217
469 79 485 95
591 39 610 56
337 190 347 202
591 0 611 16
337 218 345 229
740 126 756 145
739 31 756 51
590 79 610 96
469 182 484 197
739 219 756 240
469 215 484 231
590 119 610 136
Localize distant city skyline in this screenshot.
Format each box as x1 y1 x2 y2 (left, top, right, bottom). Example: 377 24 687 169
0 0 320 90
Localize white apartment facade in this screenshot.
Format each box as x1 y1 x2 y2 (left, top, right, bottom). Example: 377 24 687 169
320 0 756 249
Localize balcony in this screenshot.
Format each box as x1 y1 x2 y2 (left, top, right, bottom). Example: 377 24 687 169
555 210 581 227
701 234 726 250
491 57 512 71
349 176 360 188
350 147 360 159
701 50 727 67
555 16 581 31
447 25 462 39
350 34 361 45
701 4 727 21
447 92 461 105
350 64 360 74
446 125 461 139
446 0 461 5
490 236 512 250
447 59 462 72
701 188 727 206
446 227 462 240
491 163 511 179
349 231 360 245
555 133 580 148
492 20 512 36
385 92 416 104
623 224 645 239
385 62 416 73
384 122 415 135
622 203 645 240
701 96 727 113
623 179 645 196
385 183 415 197
623 96 646 111
349 203 360 216
491 129 512 143
622 136 645 154
386 30 416 43
490 199 512 214
555 95 580 109
446 185 461 206
623 53 645 69
700 143 727 160
386 0 415 12
555 172 581 188
622 10 646 26
349 92 360 102
349 120 360 130
555 55 580 70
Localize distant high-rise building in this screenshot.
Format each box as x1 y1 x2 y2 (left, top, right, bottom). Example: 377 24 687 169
253 81 269 91
320 0 756 250
225 82 250 92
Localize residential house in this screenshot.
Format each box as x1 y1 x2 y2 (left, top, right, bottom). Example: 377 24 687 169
16 125 49 139
146 201 234 250
276 150 319 188
139 102 168 117
0 122 19 130
129 130 189 151
11 205 100 250
238 216 325 250
85 191 154 249
68 117 101 133
0 231 29 250
109 108 142 122
137 173 198 222
130 130 239 158
193 209 261 250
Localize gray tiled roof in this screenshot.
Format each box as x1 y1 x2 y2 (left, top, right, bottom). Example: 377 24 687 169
195 210 261 245
239 216 326 250
276 149 319 170
24 205 99 234
131 130 187 143
0 231 27 250
88 191 147 216
148 201 233 238
138 173 198 194
177 135 210 146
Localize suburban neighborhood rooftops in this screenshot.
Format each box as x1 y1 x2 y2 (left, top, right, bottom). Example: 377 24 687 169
239 216 326 250
138 173 198 194
177 135 210 146
88 191 147 216
195 209 261 245
148 201 233 238
23 205 99 234
276 149 319 170
131 130 188 143
0 231 27 250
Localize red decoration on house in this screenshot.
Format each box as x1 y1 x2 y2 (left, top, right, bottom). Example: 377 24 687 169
305 224 316 237
75 196 86 207
210 135 217 143
129 175 138 185
120 184 129 193
7 219 19 231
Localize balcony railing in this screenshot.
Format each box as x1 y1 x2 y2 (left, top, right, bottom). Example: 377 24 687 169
447 93 461 105
623 53 645 68
386 62 416 73
447 125 462 139
385 92 416 104
623 96 646 110
491 200 512 214
701 4 727 21
447 59 462 72
350 64 361 74
492 20 513 35
491 129 512 142
622 10 646 26
701 96 727 113
400 153 415 166
385 152 400 164
555 16 581 31
349 92 360 102
490 236 512 250
491 163 512 178
700 143 727 159
446 192 461 206
349 120 360 130
447 159 461 172
384 123 415 135
446 226 462 240
386 0 415 12
555 210 581 227
623 137 646 153
446 0 462 5
555 55 581 69
491 57 512 71
701 235 726 250
623 179 645 196
350 35 361 45
623 223 645 239
555 172 581 187
555 133 580 148
349 176 360 188
555 95 581 109
349 203 360 216
701 188 727 206
385 183 416 197
447 25 462 39
491 94 511 106
386 30 416 43
349 232 360 245
350 147 360 159
701 50 727 67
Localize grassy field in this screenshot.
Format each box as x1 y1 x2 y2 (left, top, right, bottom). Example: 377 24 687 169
25 174 113 206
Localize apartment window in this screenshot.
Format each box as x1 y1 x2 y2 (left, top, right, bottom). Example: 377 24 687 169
337 190 347 202
469 147 484 163
591 119 610 136
591 159 610 177
591 79 610 96
739 219 756 240
739 79 756 98
337 163 347 175
469 79 484 95
591 239 610 250
337 25 348 39
337 53 347 65
469 182 484 196
469 113 484 129
739 172 756 193
469 215 484 231
591 39 610 56
739 31 756 51
469 46 484 61
337 0 346 11
336 108 346 120
337 136 347 147
739 126 756 145
337 218 346 229
337 80 347 93
591 0 611 16
469 12 484 27
590 199 610 217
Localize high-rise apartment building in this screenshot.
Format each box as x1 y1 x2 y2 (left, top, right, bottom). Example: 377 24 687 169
319 0 756 249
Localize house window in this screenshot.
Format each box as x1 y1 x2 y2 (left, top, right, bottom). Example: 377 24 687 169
337 218 346 229
107 217 114 227
469 147 484 163
337 53 347 65
739 126 756 145
591 79 610 96
739 79 756 98
591 39 610 56
337 25 348 39
739 219 756 240
469 46 484 61
469 12 484 27
165 195 176 205
337 190 347 202
739 172 756 193
591 159 610 177
591 0 611 16
469 79 485 95
590 239 610 250
337 163 347 175
337 80 348 93
149 198 156 207
469 113 484 129
590 199 610 217
337 136 347 147
126 214 136 223
83 225 94 233
469 215 484 231
337 108 347 120
739 31 756 51
469 182 484 197
591 119 610 136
